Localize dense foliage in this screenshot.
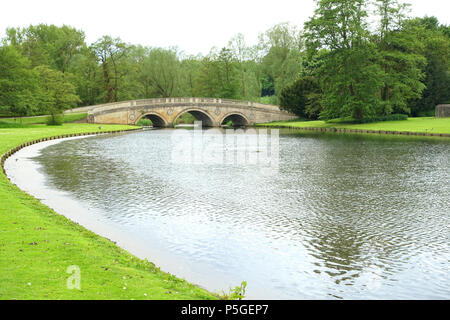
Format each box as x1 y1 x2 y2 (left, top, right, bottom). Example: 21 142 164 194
0 0 449 120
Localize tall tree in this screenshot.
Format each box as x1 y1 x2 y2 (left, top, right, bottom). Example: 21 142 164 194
92 36 128 103
407 17 450 115
34 65 80 122
305 0 384 120
68 46 103 106
259 23 304 97
228 33 251 99
375 0 426 115
0 45 39 118
139 48 182 98
193 48 240 99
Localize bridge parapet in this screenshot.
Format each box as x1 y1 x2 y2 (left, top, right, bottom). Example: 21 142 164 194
87 98 282 112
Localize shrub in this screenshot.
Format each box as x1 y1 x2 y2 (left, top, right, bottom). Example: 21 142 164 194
46 113 64 126
279 76 322 119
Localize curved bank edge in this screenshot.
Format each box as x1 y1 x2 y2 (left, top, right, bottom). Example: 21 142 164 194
255 124 450 137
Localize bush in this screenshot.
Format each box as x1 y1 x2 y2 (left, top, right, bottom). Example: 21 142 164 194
279 76 322 119
46 114 64 126
358 114 409 123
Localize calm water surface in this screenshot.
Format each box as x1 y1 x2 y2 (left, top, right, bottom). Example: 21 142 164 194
30 129 450 299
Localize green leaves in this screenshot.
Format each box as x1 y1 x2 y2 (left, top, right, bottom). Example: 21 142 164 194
279 76 322 119
34 65 80 119
193 48 241 99
305 0 384 120
0 45 39 118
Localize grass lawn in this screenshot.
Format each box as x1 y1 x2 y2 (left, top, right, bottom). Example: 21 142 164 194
257 117 450 134
0 123 217 300
0 113 87 127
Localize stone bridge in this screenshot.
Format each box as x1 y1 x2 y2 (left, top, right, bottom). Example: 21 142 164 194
82 97 296 127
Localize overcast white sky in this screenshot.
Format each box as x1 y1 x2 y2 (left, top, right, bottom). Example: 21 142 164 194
0 0 448 55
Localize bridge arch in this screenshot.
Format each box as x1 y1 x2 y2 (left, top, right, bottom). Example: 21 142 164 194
173 108 215 127
136 112 168 127
220 112 250 127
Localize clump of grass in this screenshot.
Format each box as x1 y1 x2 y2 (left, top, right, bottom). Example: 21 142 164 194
220 281 247 300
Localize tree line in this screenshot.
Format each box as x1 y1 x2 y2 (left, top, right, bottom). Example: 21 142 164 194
0 0 449 122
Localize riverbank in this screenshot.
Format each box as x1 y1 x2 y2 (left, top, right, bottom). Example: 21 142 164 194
256 117 450 137
0 123 217 300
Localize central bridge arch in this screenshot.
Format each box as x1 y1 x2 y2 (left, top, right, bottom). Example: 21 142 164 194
173 108 215 127
137 112 168 127
220 112 250 127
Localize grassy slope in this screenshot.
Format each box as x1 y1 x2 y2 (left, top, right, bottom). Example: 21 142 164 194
0 123 216 300
0 113 87 126
257 117 450 134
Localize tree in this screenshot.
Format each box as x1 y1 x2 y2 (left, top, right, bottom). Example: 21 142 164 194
407 17 450 115
193 48 240 99
0 45 39 119
375 0 426 115
92 36 128 103
228 33 252 99
259 23 304 97
179 56 202 97
216 48 241 99
5 24 85 73
279 76 322 119
68 46 103 106
305 0 384 120
34 65 80 123
139 47 182 98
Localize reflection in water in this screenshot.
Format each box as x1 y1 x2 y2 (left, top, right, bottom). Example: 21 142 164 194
32 129 449 299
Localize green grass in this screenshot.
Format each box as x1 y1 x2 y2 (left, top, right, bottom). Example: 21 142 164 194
0 113 87 127
0 123 217 300
257 117 450 134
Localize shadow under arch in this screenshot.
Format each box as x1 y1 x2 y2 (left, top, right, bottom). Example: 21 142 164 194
220 112 250 127
173 108 215 127
136 112 168 127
